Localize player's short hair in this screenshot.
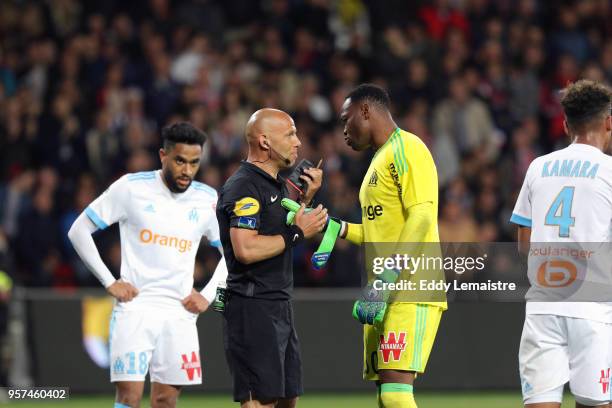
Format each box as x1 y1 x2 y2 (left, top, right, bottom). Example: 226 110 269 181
162 122 207 150
346 83 391 110
561 80 611 130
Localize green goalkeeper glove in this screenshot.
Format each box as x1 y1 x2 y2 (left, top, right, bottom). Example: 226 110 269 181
352 301 387 328
352 268 400 329
281 198 341 269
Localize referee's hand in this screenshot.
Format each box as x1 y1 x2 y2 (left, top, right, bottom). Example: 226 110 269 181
107 280 138 302
182 289 210 314
294 204 328 239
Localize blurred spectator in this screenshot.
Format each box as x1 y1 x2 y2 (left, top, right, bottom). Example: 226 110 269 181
0 171 35 241
146 53 181 124
86 110 121 182
439 199 478 243
418 0 469 42
15 187 61 286
432 74 500 185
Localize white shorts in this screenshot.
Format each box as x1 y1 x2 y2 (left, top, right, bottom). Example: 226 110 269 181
109 309 201 385
519 314 612 405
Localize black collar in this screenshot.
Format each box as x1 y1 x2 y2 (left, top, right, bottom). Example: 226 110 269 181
241 161 285 185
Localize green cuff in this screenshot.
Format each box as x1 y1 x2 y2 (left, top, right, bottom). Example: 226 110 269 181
380 383 413 393
311 218 341 269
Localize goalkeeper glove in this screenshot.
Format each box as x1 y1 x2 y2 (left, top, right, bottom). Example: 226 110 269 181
352 300 387 328
281 198 341 269
352 268 400 329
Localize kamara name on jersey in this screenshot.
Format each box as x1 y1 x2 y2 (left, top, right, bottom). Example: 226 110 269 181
541 159 599 179
139 228 193 253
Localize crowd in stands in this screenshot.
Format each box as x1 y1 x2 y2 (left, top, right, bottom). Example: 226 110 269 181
0 0 610 288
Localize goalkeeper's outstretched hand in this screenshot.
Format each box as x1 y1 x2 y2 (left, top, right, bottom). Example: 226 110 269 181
352 268 401 329
352 300 387 329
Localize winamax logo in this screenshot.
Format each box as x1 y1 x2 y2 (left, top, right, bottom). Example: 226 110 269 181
599 368 610 394
378 332 407 363
181 351 202 381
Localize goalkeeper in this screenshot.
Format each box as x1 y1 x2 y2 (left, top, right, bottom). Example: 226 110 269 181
333 84 447 408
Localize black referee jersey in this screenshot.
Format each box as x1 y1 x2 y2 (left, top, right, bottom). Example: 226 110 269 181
216 161 294 300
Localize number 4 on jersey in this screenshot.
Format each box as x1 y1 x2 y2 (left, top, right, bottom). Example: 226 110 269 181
545 186 575 238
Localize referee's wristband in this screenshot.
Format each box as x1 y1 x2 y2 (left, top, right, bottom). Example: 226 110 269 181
282 225 304 248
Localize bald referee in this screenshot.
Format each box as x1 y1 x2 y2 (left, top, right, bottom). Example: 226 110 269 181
216 109 327 408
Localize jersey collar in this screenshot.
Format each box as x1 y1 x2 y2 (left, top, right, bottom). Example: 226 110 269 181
241 161 285 186
155 169 189 199
373 127 401 159
568 142 603 155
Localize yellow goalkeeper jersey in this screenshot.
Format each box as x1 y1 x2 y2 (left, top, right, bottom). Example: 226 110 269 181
347 128 446 308
358 128 439 243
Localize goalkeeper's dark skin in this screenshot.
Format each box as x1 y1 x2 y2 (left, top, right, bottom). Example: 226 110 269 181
339 89 417 389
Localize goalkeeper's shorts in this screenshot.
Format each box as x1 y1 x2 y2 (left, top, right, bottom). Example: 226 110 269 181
363 303 443 381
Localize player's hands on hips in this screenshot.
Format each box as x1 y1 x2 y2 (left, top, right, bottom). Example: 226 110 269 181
107 280 138 302
294 204 328 239
182 289 210 314
300 166 323 204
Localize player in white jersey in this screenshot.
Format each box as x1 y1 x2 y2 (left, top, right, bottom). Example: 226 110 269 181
68 123 227 408
510 80 612 408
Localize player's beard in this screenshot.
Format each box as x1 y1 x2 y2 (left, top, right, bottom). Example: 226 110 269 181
163 169 191 193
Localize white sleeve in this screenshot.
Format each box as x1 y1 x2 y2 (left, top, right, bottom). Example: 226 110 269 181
85 176 130 229
200 246 228 303
510 165 533 228
204 216 222 249
67 212 117 288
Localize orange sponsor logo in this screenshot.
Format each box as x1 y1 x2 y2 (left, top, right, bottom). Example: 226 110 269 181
537 260 577 287
139 229 193 253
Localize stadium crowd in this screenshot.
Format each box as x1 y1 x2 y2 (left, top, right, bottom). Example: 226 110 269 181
0 0 610 289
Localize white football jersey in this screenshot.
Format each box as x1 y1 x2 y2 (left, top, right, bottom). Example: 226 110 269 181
511 143 612 322
85 170 220 314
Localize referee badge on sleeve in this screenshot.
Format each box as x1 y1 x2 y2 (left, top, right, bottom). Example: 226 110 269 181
233 197 260 216
237 216 257 229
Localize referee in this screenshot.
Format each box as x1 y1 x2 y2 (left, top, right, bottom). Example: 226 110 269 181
216 108 327 408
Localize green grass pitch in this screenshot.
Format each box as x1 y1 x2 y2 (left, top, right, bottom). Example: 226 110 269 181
6 392 579 407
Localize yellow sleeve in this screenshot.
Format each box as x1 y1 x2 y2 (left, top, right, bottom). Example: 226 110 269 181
394 135 438 210
399 202 433 242
344 222 363 245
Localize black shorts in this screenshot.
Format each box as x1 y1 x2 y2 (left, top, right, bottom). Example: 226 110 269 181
223 293 303 402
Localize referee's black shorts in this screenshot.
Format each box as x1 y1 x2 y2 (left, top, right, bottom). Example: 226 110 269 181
223 293 303 402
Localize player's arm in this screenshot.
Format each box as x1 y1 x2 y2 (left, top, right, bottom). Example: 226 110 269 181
231 229 286 264
199 246 228 303
340 221 363 245
67 212 138 302
183 245 228 314
371 137 435 288
510 161 534 256
399 201 434 242
517 227 531 256
396 136 438 242
68 175 138 302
